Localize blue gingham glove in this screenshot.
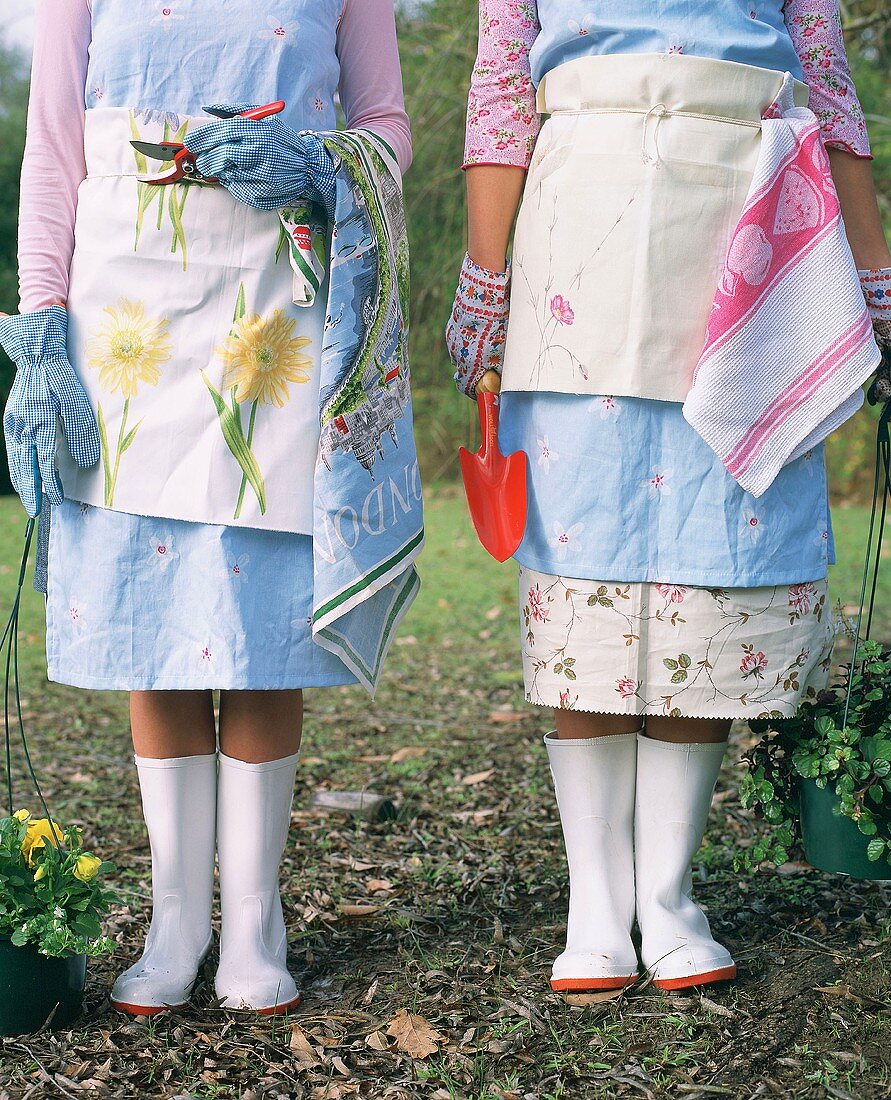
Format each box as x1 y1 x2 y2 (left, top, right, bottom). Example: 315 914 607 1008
185 104 338 219
0 306 100 517
445 254 511 398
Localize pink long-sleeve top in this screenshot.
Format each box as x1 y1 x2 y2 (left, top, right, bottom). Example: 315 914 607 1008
18 0 412 312
464 0 871 168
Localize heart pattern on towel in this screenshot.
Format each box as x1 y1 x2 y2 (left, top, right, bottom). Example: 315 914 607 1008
722 224 774 295
773 166 824 235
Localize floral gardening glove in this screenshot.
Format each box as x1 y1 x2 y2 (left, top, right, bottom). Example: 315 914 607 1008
445 253 511 398
861 268 891 405
0 306 100 517
185 104 338 219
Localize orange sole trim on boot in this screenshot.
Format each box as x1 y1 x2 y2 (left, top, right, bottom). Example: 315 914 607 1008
652 964 737 991
256 994 302 1016
551 975 637 993
110 998 189 1017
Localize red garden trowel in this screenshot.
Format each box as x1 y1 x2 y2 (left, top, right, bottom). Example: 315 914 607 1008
459 391 528 562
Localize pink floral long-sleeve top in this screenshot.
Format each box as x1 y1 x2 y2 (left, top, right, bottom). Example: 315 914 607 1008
464 0 871 168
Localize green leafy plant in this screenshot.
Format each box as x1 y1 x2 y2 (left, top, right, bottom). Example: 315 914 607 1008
738 640 891 871
0 810 116 957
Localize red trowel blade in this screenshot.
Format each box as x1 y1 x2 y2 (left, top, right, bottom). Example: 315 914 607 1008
459 391 528 562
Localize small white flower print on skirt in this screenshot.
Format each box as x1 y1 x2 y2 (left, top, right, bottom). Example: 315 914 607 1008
519 567 835 719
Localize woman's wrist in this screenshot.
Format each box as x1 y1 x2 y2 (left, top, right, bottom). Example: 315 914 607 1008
466 247 508 275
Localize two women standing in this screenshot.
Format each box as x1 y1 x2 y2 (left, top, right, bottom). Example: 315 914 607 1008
1 0 889 1010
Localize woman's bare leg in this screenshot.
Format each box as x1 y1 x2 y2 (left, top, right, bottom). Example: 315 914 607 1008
130 690 216 758
555 710 643 739
644 716 732 744
217 689 303 763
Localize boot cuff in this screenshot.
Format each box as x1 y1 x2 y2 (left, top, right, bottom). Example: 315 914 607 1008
218 751 301 773
134 753 218 770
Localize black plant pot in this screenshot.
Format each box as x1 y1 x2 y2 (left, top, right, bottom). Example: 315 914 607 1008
0 937 86 1034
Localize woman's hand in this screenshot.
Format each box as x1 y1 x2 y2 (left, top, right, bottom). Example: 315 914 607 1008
476 369 502 395
445 253 510 398
861 268 891 404
0 305 100 517
445 164 527 397
185 106 338 217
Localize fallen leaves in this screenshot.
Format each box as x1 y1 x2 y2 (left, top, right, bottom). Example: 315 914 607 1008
389 746 428 763
564 988 627 1007
386 1010 444 1059
488 708 524 725
461 767 495 786
289 1025 321 1068
338 903 381 919
815 984 891 1009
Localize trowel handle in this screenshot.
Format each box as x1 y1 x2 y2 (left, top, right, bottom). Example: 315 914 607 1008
477 390 499 462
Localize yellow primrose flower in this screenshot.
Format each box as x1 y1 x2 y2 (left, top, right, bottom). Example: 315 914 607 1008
13 809 30 823
74 855 102 883
21 819 64 866
33 864 47 883
87 299 172 398
217 310 312 408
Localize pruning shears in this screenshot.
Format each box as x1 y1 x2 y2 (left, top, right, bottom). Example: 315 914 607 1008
130 100 286 186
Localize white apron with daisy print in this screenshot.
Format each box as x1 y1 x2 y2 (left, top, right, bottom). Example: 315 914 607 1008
57 0 345 534
58 107 327 534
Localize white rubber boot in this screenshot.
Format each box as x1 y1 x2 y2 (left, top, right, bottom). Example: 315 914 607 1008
635 735 737 990
111 754 217 1015
546 732 640 992
215 751 301 1014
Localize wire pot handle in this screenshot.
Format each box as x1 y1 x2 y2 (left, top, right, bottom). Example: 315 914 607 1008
841 390 891 730
1 516 62 846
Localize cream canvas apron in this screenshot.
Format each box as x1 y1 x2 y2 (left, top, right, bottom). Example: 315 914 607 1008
501 54 809 401
59 108 326 534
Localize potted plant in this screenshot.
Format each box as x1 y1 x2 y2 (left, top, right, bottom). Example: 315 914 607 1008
0 808 116 1034
738 639 891 879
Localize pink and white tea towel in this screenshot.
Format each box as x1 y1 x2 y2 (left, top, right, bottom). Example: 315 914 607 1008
684 74 881 498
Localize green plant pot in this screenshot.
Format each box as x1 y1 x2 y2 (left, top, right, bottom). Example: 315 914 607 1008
0 938 86 1034
800 779 890 881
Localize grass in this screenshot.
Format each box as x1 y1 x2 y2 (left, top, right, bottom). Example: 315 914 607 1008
0 489 887 1098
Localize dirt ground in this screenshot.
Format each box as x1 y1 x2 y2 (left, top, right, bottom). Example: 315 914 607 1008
0 654 887 1098
0 493 888 1099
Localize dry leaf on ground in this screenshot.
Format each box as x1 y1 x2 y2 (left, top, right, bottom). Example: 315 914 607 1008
565 988 627 1007
289 1025 321 1067
365 1030 392 1051
390 746 428 763
461 768 495 786
386 1010 444 1059
339 903 381 918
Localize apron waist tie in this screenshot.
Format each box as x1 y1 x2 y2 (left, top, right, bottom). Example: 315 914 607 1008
544 104 764 168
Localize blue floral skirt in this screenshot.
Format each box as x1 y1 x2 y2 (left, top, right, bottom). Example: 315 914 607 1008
499 393 834 586
45 501 356 691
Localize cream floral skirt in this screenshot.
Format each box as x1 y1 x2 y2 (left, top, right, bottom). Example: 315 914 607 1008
520 568 835 720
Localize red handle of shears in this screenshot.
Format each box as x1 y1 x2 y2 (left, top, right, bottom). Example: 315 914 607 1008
237 101 286 121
